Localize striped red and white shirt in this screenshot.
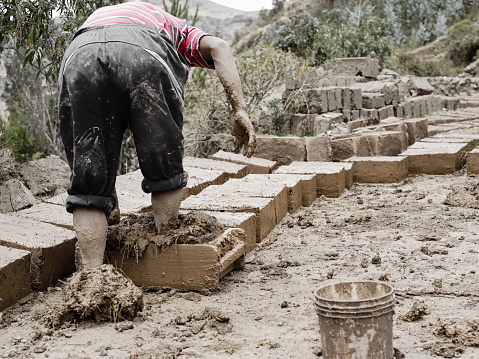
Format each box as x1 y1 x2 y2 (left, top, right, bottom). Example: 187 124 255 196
80 1 214 69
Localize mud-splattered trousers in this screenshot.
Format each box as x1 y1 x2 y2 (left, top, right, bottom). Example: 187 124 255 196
58 24 189 214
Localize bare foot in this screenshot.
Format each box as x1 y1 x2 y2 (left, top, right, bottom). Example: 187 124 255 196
73 207 108 270
151 188 183 233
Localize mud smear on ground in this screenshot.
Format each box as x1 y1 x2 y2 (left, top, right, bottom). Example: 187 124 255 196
44 265 143 328
434 320 479 347
423 342 466 358
444 183 479 209
107 212 225 258
173 307 233 335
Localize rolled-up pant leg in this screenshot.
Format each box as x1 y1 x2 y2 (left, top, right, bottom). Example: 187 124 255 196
59 43 128 214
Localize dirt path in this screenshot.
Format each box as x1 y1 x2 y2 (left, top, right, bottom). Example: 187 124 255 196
1 172 479 358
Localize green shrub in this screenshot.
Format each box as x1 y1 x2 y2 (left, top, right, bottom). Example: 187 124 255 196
444 19 479 66
273 8 394 66
385 49 460 77
4 108 46 163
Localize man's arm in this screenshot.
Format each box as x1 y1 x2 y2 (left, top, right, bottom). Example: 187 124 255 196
199 36 256 158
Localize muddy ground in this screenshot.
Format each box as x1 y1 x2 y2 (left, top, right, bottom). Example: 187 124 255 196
1 172 479 358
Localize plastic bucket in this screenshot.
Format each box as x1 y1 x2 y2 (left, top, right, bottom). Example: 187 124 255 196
314 281 395 359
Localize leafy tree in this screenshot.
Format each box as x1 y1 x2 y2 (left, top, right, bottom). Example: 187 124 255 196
3 51 62 162
0 0 123 84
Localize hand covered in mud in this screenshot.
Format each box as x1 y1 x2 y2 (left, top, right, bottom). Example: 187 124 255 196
233 108 256 158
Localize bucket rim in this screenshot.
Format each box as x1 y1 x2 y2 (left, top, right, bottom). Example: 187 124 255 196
314 281 394 304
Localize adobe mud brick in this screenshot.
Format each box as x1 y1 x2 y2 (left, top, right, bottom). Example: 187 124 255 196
403 118 428 145
343 109 351 121
313 113 344 135
183 156 248 180
109 228 246 291
364 131 408 156
409 99 421 118
215 178 289 222
274 162 347 198
332 57 379 78
181 187 281 242
402 101 413 118
0 214 76 290
250 173 318 207
441 96 461 111
378 106 396 121
210 150 277 174
347 119 368 133
305 135 332 162
115 170 152 213
351 109 360 121
303 88 328 113
0 245 32 311
395 104 404 118
342 87 351 110
362 92 385 109
179 210 257 253
467 147 479 176
16 202 73 230
238 173 318 208
287 114 316 135
360 109 379 123
376 118 407 134
408 77 434 96
240 174 304 214
254 135 306 166
344 156 408 183
401 142 470 174
350 88 362 110
331 135 371 161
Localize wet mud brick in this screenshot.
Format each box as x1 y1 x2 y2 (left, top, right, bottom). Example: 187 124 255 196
403 118 428 145
274 162 350 197
180 210 257 252
238 174 303 214
344 157 408 183
108 228 246 291
190 179 288 240
181 191 278 243
401 142 470 175
183 156 248 180
218 178 289 221
183 166 227 197
16 202 73 230
0 214 76 290
115 169 152 213
209 150 277 174
363 131 408 156
0 245 32 311
467 147 479 175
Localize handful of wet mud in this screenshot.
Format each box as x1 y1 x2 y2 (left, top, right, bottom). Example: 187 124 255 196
44 265 143 328
107 212 225 259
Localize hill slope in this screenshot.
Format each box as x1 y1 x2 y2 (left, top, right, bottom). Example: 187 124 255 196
156 0 259 43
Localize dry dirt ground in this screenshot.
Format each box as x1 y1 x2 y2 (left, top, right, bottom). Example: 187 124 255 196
1 172 479 358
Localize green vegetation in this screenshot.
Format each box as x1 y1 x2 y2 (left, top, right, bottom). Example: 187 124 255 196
445 19 479 66
273 8 393 66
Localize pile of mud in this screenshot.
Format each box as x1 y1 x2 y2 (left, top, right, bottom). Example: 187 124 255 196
434 320 479 347
444 183 479 209
44 265 143 328
107 212 225 258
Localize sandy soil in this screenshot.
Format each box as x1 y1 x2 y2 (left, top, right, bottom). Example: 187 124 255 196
1 172 479 358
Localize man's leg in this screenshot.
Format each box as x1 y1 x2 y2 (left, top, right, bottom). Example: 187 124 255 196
151 188 183 233
73 207 108 270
